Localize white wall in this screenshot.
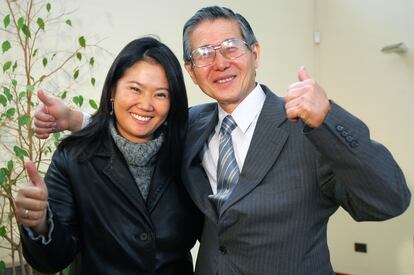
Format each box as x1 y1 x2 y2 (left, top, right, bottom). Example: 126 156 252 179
316 1 414 274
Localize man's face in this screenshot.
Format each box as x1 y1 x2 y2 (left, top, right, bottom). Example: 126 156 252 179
185 18 260 113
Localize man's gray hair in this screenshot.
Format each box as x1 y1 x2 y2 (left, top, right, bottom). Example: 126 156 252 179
183 6 258 64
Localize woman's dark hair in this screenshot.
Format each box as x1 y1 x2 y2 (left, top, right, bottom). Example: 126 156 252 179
59 36 188 180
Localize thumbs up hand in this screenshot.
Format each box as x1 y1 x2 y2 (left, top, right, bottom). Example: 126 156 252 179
284 67 331 128
15 161 49 235
33 90 73 139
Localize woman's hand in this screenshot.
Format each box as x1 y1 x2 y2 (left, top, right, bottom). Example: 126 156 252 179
15 161 49 235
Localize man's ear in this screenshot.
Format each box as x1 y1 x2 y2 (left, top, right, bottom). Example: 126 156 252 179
251 43 260 69
185 63 198 85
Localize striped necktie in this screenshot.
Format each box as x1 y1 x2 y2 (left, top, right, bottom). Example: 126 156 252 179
210 115 240 212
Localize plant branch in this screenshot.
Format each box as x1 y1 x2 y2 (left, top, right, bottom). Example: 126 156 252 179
33 48 81 85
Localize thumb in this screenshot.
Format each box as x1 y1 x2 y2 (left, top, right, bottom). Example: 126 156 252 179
24 160 45 188
37 90 54 107
298 66 311 81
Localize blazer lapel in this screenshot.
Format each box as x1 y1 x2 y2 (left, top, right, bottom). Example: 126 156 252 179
101 140 153 226
183 105 219 223
220 86 289 215
146 162 171 213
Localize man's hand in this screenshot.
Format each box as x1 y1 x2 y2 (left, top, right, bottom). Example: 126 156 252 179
284 67 331 128
15 161 49 235
33 90 84 139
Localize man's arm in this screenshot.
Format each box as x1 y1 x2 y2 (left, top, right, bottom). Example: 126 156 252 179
284 67 410 220
33 90 87 139
308 102 410 220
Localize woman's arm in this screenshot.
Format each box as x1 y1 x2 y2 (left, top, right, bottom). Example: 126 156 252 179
33 90 88 139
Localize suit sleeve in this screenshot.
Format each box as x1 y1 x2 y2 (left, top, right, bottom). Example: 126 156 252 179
305 102 411 221
21 149 81 273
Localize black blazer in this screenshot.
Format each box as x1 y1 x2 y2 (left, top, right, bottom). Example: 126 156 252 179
21 133 202 275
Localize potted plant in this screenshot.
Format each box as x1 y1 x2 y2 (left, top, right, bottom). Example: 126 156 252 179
0 0 100 274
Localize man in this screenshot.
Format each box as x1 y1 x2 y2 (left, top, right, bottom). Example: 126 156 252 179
33 6 410 275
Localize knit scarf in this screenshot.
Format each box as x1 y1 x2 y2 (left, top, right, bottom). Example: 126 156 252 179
109 120 164 201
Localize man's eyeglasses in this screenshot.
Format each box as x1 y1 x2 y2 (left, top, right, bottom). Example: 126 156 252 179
190 38 251 68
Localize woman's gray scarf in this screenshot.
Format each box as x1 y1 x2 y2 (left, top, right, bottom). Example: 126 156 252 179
109 120 164 201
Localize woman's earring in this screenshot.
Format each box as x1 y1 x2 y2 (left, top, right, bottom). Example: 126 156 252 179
110 98 114 115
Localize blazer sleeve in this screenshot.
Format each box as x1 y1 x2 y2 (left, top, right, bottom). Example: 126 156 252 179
21 149 81 273
305 102 411 221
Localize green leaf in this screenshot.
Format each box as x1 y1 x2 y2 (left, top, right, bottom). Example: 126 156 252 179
91 77 96 86
3 61 12 73
3 87 12 101
32 48 38 57
39 75 46 82
73 69 79 80
37 17 45 30
42 57 48 67
78 36 86 48
46 3 51 12
0 260 5 274
22 24 31 38
12 79 17 87
51 53 56 60
76 52 82 61
73 95 84 107
0 95 6 106
65 19 72 27
12 61 17 72
2 40 11 53
19 91 26 100
27 84 35 93
52 132 61 140
3 15 10 29
61 90 67 99
7 160 13 172
89 57 95 66
18 114 30 127
13 145 29 160
0 170 5 185
62 267 70 275
0 226 6 237
6 108 15 118
89 99 98 110
17 17 24 30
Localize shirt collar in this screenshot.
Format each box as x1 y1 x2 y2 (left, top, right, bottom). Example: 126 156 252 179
217 83 266 133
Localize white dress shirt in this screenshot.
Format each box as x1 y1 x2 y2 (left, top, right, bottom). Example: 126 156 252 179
201 84 266 194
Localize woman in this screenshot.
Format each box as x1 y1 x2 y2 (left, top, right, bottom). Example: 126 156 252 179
15 37 202 274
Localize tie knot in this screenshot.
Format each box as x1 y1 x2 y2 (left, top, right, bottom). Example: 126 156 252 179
220 115 237 135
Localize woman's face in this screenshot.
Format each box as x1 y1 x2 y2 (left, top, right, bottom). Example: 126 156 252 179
113 60 170 143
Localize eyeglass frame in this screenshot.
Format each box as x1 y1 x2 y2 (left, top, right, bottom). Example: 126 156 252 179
189 38 252 68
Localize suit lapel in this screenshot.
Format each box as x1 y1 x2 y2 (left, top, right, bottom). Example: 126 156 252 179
220 87 289 215
184 105 219 223
101 140 153 226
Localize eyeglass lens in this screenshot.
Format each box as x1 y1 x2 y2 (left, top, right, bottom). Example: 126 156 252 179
191 39 248 67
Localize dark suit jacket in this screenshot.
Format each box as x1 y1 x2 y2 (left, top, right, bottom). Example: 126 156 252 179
21 133 202 275
182 84 411 275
